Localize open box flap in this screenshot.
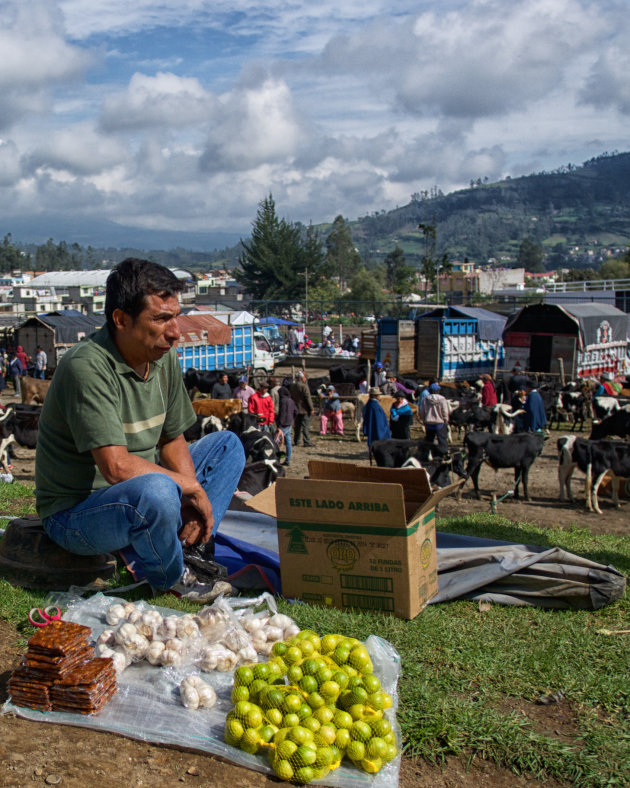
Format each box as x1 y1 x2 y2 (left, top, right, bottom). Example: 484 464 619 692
308 460 433 498
409 478 465 519
244 484 278 518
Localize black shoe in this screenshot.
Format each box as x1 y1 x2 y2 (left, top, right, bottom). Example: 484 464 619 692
303 442 314 447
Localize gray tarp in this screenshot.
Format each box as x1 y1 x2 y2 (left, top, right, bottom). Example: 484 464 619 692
218 511 626 611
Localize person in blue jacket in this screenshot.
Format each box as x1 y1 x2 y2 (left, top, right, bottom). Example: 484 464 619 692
389 393 413 439
524 382 547 432
362 387 391 447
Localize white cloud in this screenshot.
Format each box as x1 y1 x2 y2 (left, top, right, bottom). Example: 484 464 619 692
23 125 128 176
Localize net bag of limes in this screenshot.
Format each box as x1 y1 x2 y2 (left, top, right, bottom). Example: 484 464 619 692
224 630 401 786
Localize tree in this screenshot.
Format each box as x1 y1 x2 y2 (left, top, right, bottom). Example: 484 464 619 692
235 195 307 301
0 234 29 273
600 258 630 279
325 215 362 291
345 268 384 314
384 245 415 293
518 237 545 272
418 220 450 299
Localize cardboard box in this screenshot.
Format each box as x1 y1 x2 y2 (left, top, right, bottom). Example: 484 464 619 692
246 460 462 620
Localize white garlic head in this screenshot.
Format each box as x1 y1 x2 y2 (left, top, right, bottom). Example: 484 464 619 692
146 640 166 665
105 604 126 626
97 629 116 647
176 617 200 640
160 649 182 668
269 613 293 630
114 622 138 645
197 685 217 709
127 608 143 625
165 638 185 654
222 626 250 653
180 685 200 709
122 633 150 661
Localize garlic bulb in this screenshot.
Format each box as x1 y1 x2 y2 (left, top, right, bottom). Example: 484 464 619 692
197 685 217 708
241 615 264 634
176 617 200 640
137 611 162 638
114 622 137 645
264 626 284 643
122 633 150 661
127 608 143 625
105 604 126 626
165 638 185 654
269 613 293 630
222 626 250 653
284 623 300 639
158 615 179 639
146 640 166 665
97 629 116 647
181 674 205 690
237 645 258 664
181 685 200 709
160 649 182 668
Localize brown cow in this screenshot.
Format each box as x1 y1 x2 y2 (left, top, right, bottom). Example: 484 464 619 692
21 378 51 405
192 397 243 420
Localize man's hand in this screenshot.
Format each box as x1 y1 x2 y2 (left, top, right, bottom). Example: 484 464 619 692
179 486 214 545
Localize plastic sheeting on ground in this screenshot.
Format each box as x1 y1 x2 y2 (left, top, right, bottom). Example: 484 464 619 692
2 593 402 788
217 511 626 610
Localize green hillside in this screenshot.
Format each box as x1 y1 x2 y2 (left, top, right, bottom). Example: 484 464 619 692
351 151 630 269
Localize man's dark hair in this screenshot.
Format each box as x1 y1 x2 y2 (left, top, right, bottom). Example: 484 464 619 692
105 258 183 331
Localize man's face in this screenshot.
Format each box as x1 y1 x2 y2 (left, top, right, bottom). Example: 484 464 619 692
118 293 181 364
220 374 228 384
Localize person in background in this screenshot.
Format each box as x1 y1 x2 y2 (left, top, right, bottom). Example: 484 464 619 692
34 345 47 380
7 352 23 398
421 382 450 454
389 393 413 439
380 372 399 397
511 388 528 433
351 334 360 352
269 377 282 415
599 371 621 396
358 374 369 395
508 365 531 393
362 387 391 447
233 375 255 411
373 362 386 388
248 380 275 432
287 326 298 355
418 377 437 410
211 372 232 400
16 345 29 373
524 381 547 432
480 373 498 407
276 387 298 466
320 385 343 435
290 370 315 447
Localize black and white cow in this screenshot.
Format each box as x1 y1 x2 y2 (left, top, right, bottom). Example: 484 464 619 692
589 407 630 441
463 431 546 500
558 435 630 514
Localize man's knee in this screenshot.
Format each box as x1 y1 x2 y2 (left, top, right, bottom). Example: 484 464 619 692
135 473 182 516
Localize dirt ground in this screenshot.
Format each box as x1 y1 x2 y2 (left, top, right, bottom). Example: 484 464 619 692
0 372 623 788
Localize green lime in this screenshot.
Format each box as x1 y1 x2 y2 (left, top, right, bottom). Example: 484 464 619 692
350 720 372 742
299 675 318 694
369 718 392 737
347 675 364 689
332 646 350 665
347 686 369 706
267 660 284 683
233 700 252 718
368 691 386 710
285 646 302 664
248 679 267 701
306 691 325 710
253 663 270 681
314 745 334 768
315 666 333 685
273 759 294 781
299 639 315 657
266 708 283 727
240 727 261 754
234 666 254 687
320 633 341 653
385 743 397 762
313 706 335 725
259 724 277 743
286 665 304 684
265 688 285 709
282 693 303 714
293 766 314 785
294 744 317 767
301 716 321 733
346 739 365 762
349 645 372 672
328 744 342 766
301 658 319 676
333 670 349 690
272 641 288 656
314 724 337 746
246 706 263 729
348 703 366 721
335 727 351 750
276 738 298 759
225 718 244 744
283 713 300 728
367 736 388 759
287 726 314 746
319 680 340 702
231 685 249 704
297 703 312 720
333 710 353 729
382 692 393 709
362 673 381 693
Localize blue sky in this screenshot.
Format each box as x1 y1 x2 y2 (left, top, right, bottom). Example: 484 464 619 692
0 0 629 244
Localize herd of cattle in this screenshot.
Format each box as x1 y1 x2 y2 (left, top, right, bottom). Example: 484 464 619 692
1 364 629 515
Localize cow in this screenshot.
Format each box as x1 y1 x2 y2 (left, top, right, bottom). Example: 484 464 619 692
558 435 630 514
551 391 586 432
589 407 630 441
0 404 41 471
400 451 466 488
592 396 621 423
306 376 331 396
463 431 546 501
491 403 527 435
21 377 51 405
236 459 286 498
226 412 265 435
184 368 243 397
192 398 242 419
329 364 367 389
240 430 279 463
370 438 445 468
183 414 223 442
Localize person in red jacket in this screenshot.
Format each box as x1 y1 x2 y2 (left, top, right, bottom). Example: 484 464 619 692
480 374 498 407
248 380 275 432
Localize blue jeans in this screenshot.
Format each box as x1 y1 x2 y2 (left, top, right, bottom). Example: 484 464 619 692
280 425 293 463
42 432 245 590
35 369 45 379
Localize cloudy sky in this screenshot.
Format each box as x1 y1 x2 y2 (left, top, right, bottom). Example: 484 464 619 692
0 0 628 245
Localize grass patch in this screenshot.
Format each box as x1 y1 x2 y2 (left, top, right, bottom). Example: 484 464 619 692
0 507 627 785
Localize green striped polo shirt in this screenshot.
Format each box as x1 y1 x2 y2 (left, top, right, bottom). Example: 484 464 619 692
35 325 196 520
